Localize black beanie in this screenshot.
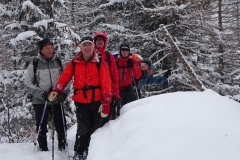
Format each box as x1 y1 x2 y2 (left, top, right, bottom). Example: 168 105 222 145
120 43 130 52
142 59 152 67
38 38 53 51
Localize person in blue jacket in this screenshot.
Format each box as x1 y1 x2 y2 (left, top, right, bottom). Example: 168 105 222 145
138 64 171 98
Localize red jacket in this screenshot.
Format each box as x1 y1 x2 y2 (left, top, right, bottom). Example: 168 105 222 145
94 32 120 98
55 51 112 103
116 55 142 90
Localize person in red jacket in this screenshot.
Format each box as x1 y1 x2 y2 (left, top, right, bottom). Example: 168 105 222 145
48 36 112 159
116 43 142 115
93 32 121 123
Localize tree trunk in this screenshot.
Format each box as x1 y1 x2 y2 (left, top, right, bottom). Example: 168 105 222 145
159 24 204 91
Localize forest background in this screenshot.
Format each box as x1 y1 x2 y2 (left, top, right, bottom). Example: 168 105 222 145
0 0 240 143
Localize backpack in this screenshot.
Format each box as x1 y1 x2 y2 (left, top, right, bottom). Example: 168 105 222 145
115 53 133 69
33 57 63 87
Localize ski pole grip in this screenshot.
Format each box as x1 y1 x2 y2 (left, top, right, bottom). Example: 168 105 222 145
48 91 59 101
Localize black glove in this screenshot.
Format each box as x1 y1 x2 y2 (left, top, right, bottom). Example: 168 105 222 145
127 59 134 68
111 96 122 120
42 91 50 101
164 69 171 78
56 92 68 103
112 96 122 107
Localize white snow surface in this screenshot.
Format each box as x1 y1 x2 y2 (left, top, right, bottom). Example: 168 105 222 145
1 89 240 160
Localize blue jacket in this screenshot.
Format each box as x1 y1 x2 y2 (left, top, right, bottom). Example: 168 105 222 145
138 71 167 90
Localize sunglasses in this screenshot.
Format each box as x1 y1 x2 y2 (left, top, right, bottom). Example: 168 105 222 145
121 48 129 52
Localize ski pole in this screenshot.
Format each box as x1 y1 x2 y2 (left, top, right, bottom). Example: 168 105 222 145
33 101 48 152
130 68 139 99
60 103 70 160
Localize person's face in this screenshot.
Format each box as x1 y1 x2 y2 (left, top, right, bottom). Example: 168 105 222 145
147 68 154 76
80 42 94 60
41 44 54 59
121 48 130 57
141 62 149 71
95 37 105 48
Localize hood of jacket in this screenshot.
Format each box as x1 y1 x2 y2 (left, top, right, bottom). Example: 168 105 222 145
94 32 108 53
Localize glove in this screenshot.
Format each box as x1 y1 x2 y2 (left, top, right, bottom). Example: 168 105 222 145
99 92 111 118
164 69 171 78
55 92 68 103
48 91 59 102
42 91 51 101
127 58 134 68
98 102 110 118
48 84 65 102
112 96 122 107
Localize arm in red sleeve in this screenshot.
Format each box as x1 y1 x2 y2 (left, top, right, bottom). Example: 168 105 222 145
54 60 75 92
100 60 112 116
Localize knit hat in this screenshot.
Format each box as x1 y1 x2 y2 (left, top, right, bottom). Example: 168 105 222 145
142 59 152 67
38 38 53 51
80 36 94 45
120 43 130 51
149 64 156 70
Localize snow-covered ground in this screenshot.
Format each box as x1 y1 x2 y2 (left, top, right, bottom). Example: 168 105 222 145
1 89 240 160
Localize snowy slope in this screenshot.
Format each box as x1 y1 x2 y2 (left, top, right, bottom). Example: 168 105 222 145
1 89 240 160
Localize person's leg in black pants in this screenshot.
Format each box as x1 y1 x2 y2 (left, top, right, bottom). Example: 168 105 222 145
74 101 102 157
120 86 137 106
51 103 66 150
33 104 49 151
117 86 137 116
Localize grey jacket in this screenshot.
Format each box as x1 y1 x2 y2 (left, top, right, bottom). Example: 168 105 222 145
25 53 67 104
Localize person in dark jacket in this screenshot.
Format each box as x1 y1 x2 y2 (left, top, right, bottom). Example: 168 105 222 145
136 59 152 98
138 64 171 97
93 32 120 123
115 43 142 115
24 38 68 151
47 36 112 160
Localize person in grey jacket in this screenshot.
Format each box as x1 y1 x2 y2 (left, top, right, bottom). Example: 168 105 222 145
24 38 68 151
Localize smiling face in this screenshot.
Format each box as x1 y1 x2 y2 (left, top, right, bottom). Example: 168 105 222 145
141 62 150 71
120 48 130 57
147 68 154 76
95 36 105 48
40 43 54 59
80 42 95 61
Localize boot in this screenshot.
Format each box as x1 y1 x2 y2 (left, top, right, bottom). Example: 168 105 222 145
38 132 48 151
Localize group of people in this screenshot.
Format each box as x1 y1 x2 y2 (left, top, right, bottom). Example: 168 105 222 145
24 32 171 160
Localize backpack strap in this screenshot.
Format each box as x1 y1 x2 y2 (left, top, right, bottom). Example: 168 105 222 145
96 52 102 72
32 58 39 87
115 55 119 68
74 85 101 102
105 51 111 67
71 53 101 76
72 59 76 75
32 57 63 87
72 53 102 102
55 57 63 72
